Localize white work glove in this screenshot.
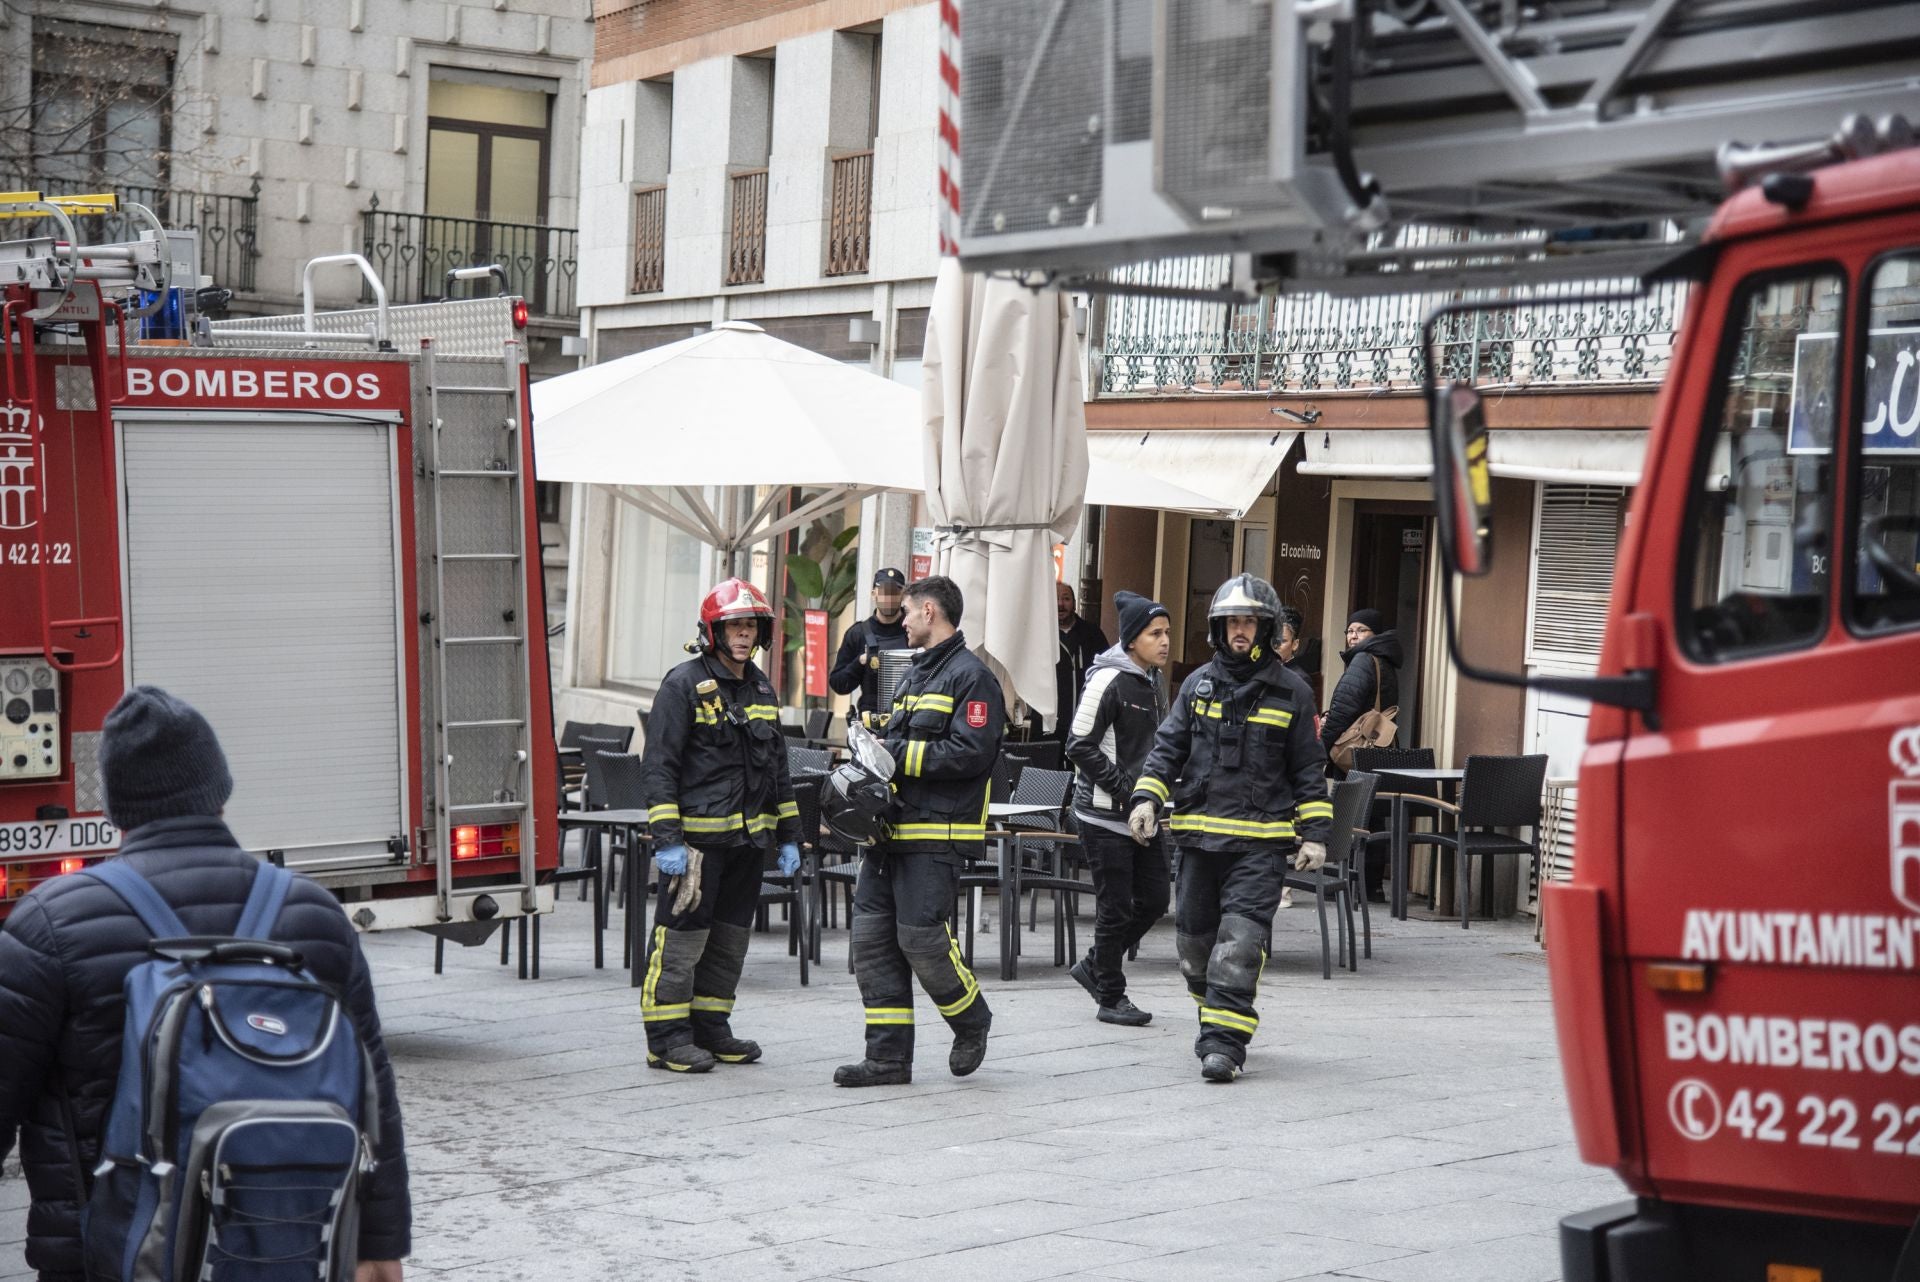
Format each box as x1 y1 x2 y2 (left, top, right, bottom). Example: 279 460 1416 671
1293 841 1327 872
1128 800 1159 846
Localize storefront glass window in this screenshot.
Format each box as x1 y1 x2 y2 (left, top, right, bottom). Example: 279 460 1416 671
606 502 706 689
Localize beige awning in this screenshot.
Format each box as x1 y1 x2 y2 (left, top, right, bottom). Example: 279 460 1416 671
1489 430 1647 486
1297 430 1432 478
1084 430 1297 519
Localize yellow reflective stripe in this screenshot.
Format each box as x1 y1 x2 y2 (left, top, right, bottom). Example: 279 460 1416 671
642 1005 692 1021
682 813 746 834
938 925 981 1017
1169 814 1296 838
895 693 956 714
778 800 799 820
693 705 721 726
1296 801 1334 820
1191 699 1223 718
904 740 928 778
1200 1006 1258 1033
641 926 669 1013
1248 710 1293 728
746 812 783 834
647 804 681 820
892 823 987 840
690 996 734 1013
864 1007 915 1025
744 704 780 721
1136 776 1170 803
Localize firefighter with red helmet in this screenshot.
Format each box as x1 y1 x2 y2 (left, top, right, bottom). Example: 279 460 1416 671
635 577 803 1074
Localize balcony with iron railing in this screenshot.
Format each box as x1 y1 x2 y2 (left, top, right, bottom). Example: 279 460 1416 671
1097 254 1689 398
360 196 578 320
826 150 873 277
725 168 768 287
631 185 665 295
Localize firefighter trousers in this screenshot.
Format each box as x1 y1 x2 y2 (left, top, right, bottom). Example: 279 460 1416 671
1174 847 1282 1067
641 841 764 1054
850 845 990 1064
1081 827 1170 1004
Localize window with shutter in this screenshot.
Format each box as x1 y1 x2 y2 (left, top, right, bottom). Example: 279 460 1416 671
1527 483 1625 667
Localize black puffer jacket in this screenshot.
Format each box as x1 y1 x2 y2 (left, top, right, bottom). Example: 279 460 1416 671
1320 631 1404 755
0 817 411 1280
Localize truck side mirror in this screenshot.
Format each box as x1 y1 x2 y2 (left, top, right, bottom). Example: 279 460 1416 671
1432 380 1493 577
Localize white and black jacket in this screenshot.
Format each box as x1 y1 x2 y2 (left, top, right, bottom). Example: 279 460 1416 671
1066 645 1168 835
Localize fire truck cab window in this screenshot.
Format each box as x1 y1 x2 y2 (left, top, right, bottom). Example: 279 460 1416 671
1849 253 1920 635
1680 269 1844 662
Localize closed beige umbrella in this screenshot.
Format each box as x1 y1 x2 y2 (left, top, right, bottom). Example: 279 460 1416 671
921 258 1089 728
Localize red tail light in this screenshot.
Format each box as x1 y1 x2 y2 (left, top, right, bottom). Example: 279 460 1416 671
453 824 481 861
511 299 529 330
0 865 8 898
59 857 84 875
450 822 519 861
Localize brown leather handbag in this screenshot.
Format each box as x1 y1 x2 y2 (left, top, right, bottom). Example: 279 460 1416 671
1328 655 1398 771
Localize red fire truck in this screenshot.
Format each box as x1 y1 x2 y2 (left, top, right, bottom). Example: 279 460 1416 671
0 194 557 959
949 2 1920 1273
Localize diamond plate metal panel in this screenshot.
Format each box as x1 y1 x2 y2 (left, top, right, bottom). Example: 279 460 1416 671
447 723 523 807
210 297 520 357
71 731 104 814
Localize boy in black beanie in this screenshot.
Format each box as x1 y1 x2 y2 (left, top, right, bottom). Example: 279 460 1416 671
1064 592 1173 1025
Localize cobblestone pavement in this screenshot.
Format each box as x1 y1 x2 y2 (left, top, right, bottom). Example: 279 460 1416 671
4 886 1619 1282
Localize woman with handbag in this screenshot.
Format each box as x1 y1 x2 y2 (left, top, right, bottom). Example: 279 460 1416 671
1320 608 1402 781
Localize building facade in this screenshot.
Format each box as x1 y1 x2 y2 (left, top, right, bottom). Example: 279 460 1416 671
561 0 939 727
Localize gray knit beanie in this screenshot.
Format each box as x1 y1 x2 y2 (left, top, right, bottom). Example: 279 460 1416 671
99 686 234 831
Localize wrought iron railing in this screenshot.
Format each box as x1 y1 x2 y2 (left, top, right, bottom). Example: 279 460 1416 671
725 168 768 287
360 197 578 319
632 185 666 295
826 150 873 277
1097 254 1689 397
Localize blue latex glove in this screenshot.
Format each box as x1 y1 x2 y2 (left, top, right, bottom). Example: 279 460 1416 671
655 844 688 876
777 842 801 878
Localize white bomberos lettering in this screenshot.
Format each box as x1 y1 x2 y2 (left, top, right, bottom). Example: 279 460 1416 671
1665 1011 1920 1076
123 365 387 403
1679 909 1920 970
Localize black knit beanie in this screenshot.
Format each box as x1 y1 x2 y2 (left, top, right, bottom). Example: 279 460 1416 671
99 686 234 831
1115 591 1171 649
1347 608 1385 633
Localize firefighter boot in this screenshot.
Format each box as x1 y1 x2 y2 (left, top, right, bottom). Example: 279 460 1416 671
833 1059 913 1087
691 922 760 1064
851 913 917 1066
899 924 990 1077
642 925 712 1073
1201 1053 1242 1083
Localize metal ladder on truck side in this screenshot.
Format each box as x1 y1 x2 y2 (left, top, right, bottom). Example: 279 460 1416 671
419 335 539 926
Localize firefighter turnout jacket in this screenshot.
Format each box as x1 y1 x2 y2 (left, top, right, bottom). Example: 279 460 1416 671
879 632 1004 852
639 653 801 850
1131 655 1332 852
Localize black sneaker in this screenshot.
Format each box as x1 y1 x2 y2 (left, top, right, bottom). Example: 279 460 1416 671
1068 957 1101 1004
949 1016 991 1077
833 1058 912 1087
697 1035 763 1064
1200 1052 1242 1083
1098 998 1152 1027
647 1044 716 1074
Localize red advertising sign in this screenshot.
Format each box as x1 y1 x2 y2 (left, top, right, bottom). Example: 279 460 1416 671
910 554 932 582
120 360 413 414
804 609 829 698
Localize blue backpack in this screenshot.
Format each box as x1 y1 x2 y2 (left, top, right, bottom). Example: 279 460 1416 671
80 859 379 1282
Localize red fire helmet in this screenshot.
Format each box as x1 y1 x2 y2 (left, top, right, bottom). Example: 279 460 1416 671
698 577 774 653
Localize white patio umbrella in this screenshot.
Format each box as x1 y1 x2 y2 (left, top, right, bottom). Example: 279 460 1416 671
922 259 1089 727
532 321 921 568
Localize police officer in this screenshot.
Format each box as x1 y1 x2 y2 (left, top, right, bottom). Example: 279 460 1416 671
834 575 998 1087
637 578 803 1075
1129 574 1333 1083
829 568 911 720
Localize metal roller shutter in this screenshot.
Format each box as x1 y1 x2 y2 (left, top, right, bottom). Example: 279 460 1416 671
1527 483 1625 666
121 416 406 868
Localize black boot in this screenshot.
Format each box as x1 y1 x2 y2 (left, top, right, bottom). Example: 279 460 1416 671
697 1035 762 1064
1200 1052 1241 1083
833 1058 912 1087
1098 997 1152 1027
1068 957 1101 1004
648 1043 716 1074
949 1013 990 1077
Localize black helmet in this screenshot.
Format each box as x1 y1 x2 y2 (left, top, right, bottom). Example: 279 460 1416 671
821 720 896 848
1207 573 1280 655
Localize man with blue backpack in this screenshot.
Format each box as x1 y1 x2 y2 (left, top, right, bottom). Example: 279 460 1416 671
0 686 411 1281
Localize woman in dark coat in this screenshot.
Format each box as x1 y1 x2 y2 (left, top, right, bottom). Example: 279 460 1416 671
1319 608 1402 774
